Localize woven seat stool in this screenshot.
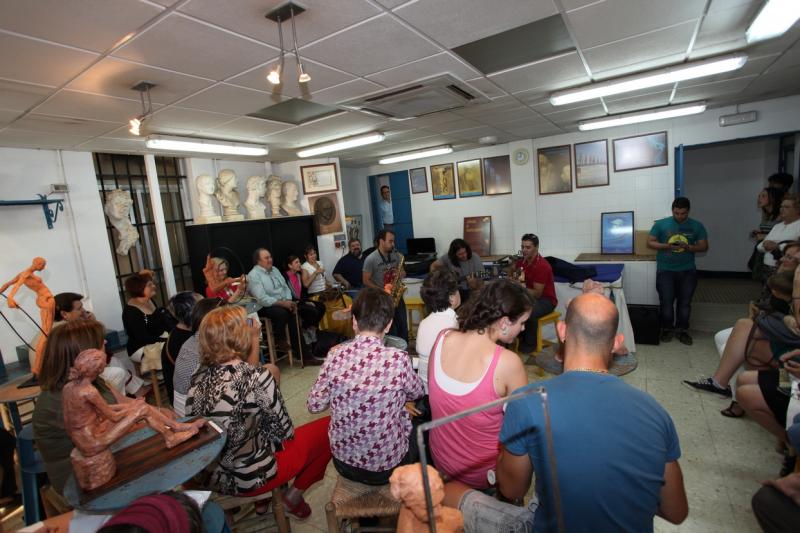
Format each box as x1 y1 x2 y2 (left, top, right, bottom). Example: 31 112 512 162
212 487 290 533
325 476 400 533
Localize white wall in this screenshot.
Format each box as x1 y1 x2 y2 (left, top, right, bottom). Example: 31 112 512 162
0 148 121 364
684 138 779 272
340 166 374 248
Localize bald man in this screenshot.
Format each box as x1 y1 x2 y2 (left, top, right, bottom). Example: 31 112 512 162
454 294 687 531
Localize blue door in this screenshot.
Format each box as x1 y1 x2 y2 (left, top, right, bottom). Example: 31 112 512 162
369 171 414 254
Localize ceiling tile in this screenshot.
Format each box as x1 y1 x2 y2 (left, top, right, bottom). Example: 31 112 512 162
0 0 163 52
736 64 800 101
0 33 99 87
376 0 410 8
768 40 800 72
0 129 94 149
584 21 696 77
672 75 757 104
10 114 119 136
36 90 147 122
366 53 480 87
74 137 147 153
446 125 508 142
512 75 591 106
67 57 216 104
0 80 54 111
488 52 587 94
300 15 440 76
228 54 357 98
181 0 381 47
604 90 672 114
145 106 238 132
394 0 557 49
566 0 704 49
113 14 273 80
0 109 22 128
421 117 482 134
540 103 607 123
505 123 564 138
307 79 384 104
263 111 385 147
464 77 507 99
179 84 283 115
692 0 761 51
206 117 291 140
561 0 603 11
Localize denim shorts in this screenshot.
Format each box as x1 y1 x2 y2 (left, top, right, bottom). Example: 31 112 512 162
458 490 537 532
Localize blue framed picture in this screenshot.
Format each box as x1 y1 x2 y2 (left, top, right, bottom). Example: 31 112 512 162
601 211 634 254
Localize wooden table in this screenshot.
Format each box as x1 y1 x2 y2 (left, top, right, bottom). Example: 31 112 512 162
0 374 40 434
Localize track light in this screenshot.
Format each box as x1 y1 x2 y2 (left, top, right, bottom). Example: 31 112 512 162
297 132 385 158
746 0 800 43
267 16 285 85
129 82 155 136
145 135 268 156
290 6 311 83
577 102 707 131
378 145 453 165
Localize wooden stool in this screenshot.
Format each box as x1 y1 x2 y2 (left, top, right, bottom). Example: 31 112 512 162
535 311 561 354
404 296 426 343
212 487 290 533
325 476 400 532
261 317 298 368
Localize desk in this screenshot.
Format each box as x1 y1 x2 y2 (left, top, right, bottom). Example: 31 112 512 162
0 374 40 434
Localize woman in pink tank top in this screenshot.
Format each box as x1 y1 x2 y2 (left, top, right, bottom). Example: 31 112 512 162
429 279 534 489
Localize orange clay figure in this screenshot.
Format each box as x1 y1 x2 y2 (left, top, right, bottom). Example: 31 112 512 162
0 257 55 376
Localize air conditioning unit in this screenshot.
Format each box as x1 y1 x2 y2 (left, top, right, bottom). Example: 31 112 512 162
340 75 489 120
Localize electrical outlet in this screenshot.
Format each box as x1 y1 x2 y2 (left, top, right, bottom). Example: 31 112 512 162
50 183 69 193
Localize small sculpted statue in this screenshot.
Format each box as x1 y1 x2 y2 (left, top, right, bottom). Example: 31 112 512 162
63 349 206 491
104 190 140 255
195 175 222 224
265 176 284 218
215 169 244 221
279 180 305 216
244 175 267 219
389 464 464 533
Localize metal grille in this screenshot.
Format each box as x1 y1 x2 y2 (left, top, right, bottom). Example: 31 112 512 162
94 153 194 307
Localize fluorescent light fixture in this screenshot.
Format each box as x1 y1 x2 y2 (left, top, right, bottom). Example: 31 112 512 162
578 102 707 131
297 132 385 158
747 0 800 43
145 135 268 156
378 145 453 165
550 53 747 106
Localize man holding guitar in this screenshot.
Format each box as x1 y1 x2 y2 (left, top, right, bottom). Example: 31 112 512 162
510 233 558 355
430 238 486 301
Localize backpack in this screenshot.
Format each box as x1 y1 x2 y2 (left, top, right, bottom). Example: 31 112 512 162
545 256 597 283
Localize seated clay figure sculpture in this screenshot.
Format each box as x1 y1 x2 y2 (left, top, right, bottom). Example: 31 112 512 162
390 464 464 533
63 349 206 491
279 180 305 216
195 175 222 224
215 169 244 221
244 175 267 219
104 190 140 256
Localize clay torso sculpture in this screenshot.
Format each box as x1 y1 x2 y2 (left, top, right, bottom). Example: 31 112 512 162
279 180 305 216
62 349 205 490
244 175 267 219
390 464 464 533
0 257 55 376
215 169 244 221
104 190 140 256
265 176 284 217
195 175 222 224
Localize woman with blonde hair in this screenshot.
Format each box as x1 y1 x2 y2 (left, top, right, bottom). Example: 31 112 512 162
187 306 331 519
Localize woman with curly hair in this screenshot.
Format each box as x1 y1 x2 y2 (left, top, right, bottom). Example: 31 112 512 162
428 279 533 489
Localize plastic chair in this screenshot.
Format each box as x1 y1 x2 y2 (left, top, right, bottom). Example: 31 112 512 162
17 424 46 525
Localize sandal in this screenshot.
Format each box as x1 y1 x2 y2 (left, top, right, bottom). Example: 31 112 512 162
720 401 745 418
254 497 272 516
281 493 311 520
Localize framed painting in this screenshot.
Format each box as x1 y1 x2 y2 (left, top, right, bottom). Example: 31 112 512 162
612 131 668 172
601 211 634 254
482 155 512 195
537 145 572 195
300 163 339 194
345 214 362 243
409 167 428 194
456 159 484 197
308 192 342 235
463 216 492 256
574 139 609 188
430 163 456 200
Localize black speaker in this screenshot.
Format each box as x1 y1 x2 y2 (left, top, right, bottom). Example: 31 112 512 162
627 304 661 345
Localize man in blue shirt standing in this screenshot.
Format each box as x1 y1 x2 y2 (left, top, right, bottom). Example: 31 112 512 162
648 197 708 345
379 185 393 230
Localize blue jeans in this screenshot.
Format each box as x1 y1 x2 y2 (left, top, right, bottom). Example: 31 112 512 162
459 490 537 532
655 269 698 331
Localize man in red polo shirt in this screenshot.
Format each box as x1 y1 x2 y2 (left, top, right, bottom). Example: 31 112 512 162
513 233 557 353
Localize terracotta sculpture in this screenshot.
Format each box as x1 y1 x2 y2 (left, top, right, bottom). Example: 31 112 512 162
244 175 267 219
0 257 55 376
265 176 284 217
63 349 206 490
279 180 305 216
215 169 244 221
390 464 464 533
195 175 222 224
104 190 140 256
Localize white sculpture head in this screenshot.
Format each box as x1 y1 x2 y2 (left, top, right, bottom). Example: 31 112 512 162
246 175 267 196
266 176 283 202
104 189 133 221
281 180 299 203
196 175 216 196
217 169 237 193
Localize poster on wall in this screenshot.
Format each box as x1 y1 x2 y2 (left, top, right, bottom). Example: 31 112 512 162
537 145 572 195
300 163 339 194
345 214 362 243
612 131 668 172
457 159 484 197
482 155 512 195
409 167 428 193
574 140 609 188
430 163 456 200
463 216 492 256
601 211 634 254
309 192 343 235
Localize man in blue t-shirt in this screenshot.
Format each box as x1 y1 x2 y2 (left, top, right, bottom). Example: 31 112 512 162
332 239 364 291
490 294 688 532
648 197 708 345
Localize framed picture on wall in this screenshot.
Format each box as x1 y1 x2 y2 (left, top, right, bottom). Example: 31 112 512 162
308 192 343 235
409 167 428 194
430 163 456 200
612 131 668 172
345 214 362 243
483 155 512 195
601 211 634 254
456 159 484 197
463 216 492 256
300 163 339 194
537 145 572 195
574 139 609 188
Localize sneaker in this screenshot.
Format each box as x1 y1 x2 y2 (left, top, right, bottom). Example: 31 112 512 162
683 377 732 398
660 329 674 342
676 331 693 346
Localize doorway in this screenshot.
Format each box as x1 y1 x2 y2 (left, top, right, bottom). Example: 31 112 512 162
368 171 414 254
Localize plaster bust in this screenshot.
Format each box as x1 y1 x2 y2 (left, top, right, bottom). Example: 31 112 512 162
215 169 244 221
279 180 305 217
103 189 140 255
195 175 222 224
266 175 284 218
244 175 267 219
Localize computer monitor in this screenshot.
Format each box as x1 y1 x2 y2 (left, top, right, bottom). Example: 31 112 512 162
407 237 436 256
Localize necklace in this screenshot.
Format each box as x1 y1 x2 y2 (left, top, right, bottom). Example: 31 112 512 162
565 367 609 374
